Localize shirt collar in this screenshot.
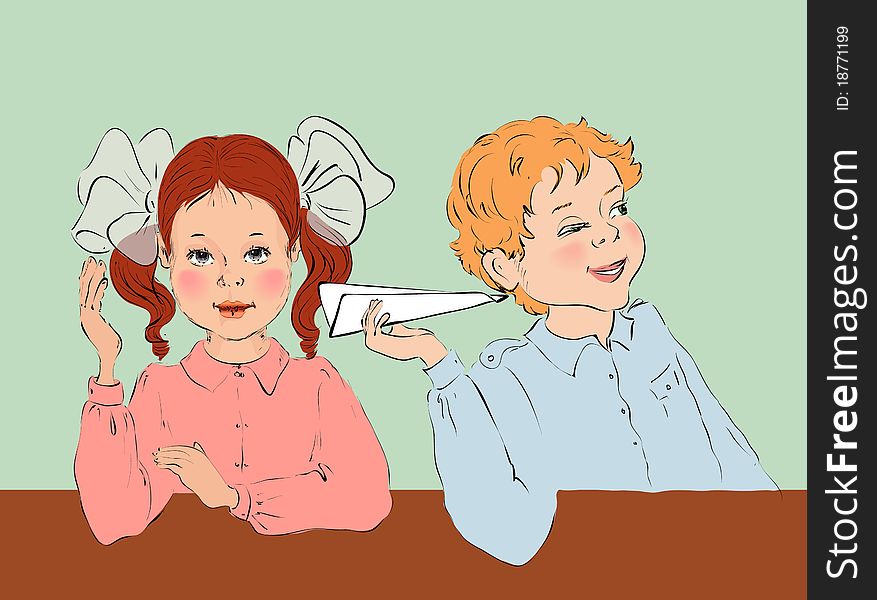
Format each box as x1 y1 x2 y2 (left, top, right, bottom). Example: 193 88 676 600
180 337 290 395
524 309 635 376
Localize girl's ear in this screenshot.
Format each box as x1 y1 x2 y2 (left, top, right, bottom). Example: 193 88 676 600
481 248 520 291
156 233 171 269
288 238 301 264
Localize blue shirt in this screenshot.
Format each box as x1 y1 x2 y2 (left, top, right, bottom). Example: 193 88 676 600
424 299 776 565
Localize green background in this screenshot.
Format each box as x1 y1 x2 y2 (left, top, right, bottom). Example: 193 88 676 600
0 1 805 489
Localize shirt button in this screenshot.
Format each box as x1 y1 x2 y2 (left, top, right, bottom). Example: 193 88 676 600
632 441 638 446
234 371 245 378
621 408 626 414
608 373 614 379
666 384 671 390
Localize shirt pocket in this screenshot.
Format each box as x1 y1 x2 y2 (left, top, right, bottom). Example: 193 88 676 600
648 361 683 417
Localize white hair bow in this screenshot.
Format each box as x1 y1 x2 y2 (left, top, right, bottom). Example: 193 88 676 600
287 116 394 245
71 117 393 264
71 128 173 265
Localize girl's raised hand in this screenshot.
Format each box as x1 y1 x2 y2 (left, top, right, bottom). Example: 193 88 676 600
79 257 122 374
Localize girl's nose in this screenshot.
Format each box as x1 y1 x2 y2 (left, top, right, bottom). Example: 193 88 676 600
218 272 244 287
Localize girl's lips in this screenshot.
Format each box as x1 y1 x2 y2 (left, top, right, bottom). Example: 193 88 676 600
588 258 627 283
215 302 255 319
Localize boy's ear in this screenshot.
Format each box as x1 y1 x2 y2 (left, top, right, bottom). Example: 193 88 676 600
156 233 170 269
481 249 520 291
288 238 301 264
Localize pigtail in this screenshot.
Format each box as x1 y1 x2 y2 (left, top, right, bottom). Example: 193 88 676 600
109 249 175 360
292 208 353 359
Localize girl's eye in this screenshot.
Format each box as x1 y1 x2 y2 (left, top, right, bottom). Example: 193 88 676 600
609 203 629 218
186 249 214 266
244 246 271 264
558 222 590 237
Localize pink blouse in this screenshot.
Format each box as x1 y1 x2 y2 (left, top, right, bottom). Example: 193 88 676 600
75 338 392 544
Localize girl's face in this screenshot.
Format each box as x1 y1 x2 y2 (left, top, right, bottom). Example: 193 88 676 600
159 183 298 343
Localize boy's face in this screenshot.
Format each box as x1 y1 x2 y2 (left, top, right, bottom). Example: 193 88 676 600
508 155 645 311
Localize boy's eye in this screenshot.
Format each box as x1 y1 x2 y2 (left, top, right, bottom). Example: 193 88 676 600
558 222 590 237
186 249 214 266
609 203 629 218
244 246 271 264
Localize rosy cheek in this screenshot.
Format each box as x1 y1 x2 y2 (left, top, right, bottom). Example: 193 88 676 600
620 221 645 256
553 241 589 270
620 221 645 249
175 269 208 299
256 268 288 299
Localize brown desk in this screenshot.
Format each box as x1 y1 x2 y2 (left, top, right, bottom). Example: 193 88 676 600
3 490 804 598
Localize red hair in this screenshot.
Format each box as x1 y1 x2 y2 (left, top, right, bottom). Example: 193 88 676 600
109 134 351 360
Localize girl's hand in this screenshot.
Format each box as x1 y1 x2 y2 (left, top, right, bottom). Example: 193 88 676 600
362 300 449 368
154 443 238 509
79 257 122 373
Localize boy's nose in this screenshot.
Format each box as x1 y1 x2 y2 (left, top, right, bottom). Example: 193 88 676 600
591 220 620 248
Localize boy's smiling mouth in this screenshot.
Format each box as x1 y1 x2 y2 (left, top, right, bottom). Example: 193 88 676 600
587 258 627 283
215 301 255 319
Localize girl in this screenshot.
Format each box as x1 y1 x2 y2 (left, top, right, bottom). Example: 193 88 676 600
72 119 393 544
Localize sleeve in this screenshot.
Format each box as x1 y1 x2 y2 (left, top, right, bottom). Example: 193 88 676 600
672 342 778 490
633 300 779 491
424 349 556 566
228 361 392 534
74 366 179 544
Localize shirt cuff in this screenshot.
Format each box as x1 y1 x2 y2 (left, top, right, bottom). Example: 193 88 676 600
424 349 465 390
87 376 123 407
229 483 252 521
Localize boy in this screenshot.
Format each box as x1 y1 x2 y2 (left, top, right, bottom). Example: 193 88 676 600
363 116 776 565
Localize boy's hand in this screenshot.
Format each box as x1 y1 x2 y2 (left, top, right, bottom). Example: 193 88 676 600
362 300 448 368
